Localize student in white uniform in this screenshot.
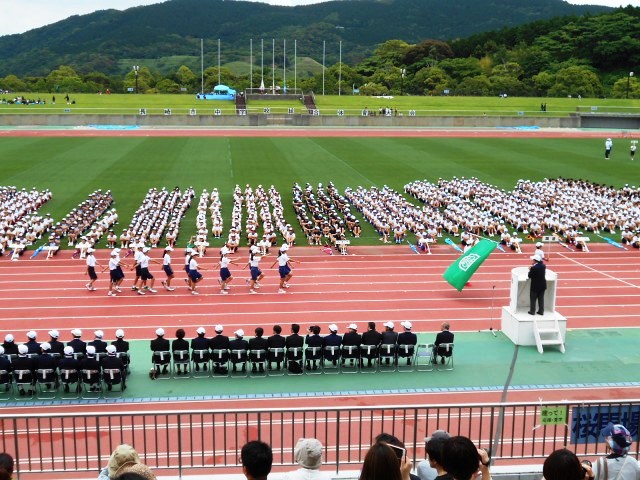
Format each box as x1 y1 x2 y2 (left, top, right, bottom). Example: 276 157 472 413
270 244 300 294
85 248 102 291
161 246 175 291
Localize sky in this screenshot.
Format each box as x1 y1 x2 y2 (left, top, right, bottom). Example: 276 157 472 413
1 0 639 36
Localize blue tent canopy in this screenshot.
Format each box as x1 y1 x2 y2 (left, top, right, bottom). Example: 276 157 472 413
196 84 236 100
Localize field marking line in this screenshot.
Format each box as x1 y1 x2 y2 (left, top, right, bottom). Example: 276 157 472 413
557 252 640 289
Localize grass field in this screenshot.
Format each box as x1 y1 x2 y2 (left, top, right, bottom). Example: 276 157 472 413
1 93 639 116
3 136 638 249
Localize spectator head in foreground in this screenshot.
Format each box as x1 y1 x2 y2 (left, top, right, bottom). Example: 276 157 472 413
113 462 156 480
241 441 273 480
0 453 14 480
107 444 141 479
441 436 490 480
542 448 592 480
294 438 323 470
601 423 632 456
359 441 412 480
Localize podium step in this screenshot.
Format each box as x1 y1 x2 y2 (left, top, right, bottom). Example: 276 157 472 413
533 318 565 354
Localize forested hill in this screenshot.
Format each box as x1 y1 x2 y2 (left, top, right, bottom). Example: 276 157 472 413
0 0 608 76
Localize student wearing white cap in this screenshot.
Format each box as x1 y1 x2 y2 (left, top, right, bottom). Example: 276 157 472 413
528 253 547 316
2 334 18 355
13 344 36 395
187 248 207 295
137 246 158 294
341 324 361 366
161 246 175 291
246 245 264 294
229 329 249 372
130 244 146 294
323 324 342 366
85 248 102 292
150 328 170 375
67 329 87 356
88 330 108 354
397 321 417 365
25 330 41 354
101 345 126 390
35 342 58 388
103 248 127 297
48 330 64 356
533 242 545 261
216 247 239 295
79 346 101 390
270 244 300 294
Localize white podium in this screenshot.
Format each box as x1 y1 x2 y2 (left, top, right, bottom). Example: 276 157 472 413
501 267 566 353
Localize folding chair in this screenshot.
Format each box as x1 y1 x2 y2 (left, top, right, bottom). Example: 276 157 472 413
152 350 171 379
102 368 125 397
267 348 285 376
436 343 454 371
80 369 102 399
229 349 248 378
323 346 341 374
211 349 230 377
397 344 416 372
415 343 435 372
340 345 360 373
378 344 397 372
35 368 59 399
359 344 379 373
304 346 323 374
249 349 268 377
0 369 12 400
59 368 80 399
117 352 131 375
172 350 191 378
286 347 304 375
13 369 34 398
192 349 211 378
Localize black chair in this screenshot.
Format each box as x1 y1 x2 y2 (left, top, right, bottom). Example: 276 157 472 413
80 369 102 398
340 345 360 373
229 349 248 377
13 369 34 397
59 368 80 398
249 349 267 377
286 347 303 375
435 343 454 371
397 344 416 372
267 348 285 376
102 368 125 396
172 350 190 378
211 349 229 377
360 344 379 372
116 352 131 375
152 350 171 379
35 368 58 399
304 346 323 374
192 349 211 378
323 346 341 374
0 369 12 400
379 344 397 372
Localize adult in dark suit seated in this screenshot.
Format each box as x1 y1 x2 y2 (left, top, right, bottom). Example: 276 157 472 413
47 330 65 356
172 328 190 375
380 321 398 364
35 342 59 387
229 329 249 372
58 346 80 392
67 329 87 357
191 326 210 371
304 325 324 370
528 253 547 315
111 328 130 370
101 345 125 390
2 334 19 356
88 330 108 355
79 345 101 391
248 327 268 372
25 330 41 355
361 321 382 367
209 324 230 373
433 322 454 364
341 323 361 365
323 324 342 365
397 321 418 365
150 328 171 375
267 325 286 370
0 346 12 390
13 345 36 395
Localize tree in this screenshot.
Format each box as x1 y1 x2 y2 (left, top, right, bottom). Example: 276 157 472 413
548 66 602 98
176 65 197 91
403 40 454 69
156 78 181 94
46 65 83 93
413 67 452 96
1 74 26 91
532 71 555 96
610 75 640 99
439 57 482 83
124 66 154 93
456 75 491 96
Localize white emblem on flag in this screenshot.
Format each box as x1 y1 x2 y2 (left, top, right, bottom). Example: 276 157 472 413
459 253 480 272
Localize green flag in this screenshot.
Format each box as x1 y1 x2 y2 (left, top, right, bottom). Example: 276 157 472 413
443 239 497 291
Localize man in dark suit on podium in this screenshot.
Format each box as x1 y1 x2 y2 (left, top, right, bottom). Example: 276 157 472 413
528 253 547 315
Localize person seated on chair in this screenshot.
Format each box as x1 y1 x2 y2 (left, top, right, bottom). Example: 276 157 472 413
267 325 286 370
150 328 170 375
209 324 229 374
361 322 382 367
67 329 87 357
248 327 269 373
101 345 125 391
0 346 13 389
322 324 342 366
304 325 324 370
47 329 65 356
89 330 108 355
79 345 101 391
229 329 249 372
25 330 41 355
432 322 454 365
341 323 361 366
172 328 190 375
2 334 18 356
286 324 304 353
35 342 59 389
397 321 417 365
380 321 398 365
13 344 36 395
58 346 80 392
111 329 130 370
190 327 210 371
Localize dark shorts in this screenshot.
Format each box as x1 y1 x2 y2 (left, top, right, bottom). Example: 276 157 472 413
135 265 142 277
110 269 124 282
189 270 202 282
141 267 153 280
184 264 190 273
163 265 174 276
220 268 231 281
116 266 125 278
278 265 291 278
250 267 262 281
87 266 97 280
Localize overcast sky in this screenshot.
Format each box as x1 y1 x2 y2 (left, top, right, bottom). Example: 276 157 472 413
1 0 638 36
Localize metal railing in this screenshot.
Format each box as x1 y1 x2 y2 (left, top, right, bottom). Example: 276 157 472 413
1 400 638 478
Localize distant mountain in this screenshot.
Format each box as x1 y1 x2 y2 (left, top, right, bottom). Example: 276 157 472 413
0 0 610 77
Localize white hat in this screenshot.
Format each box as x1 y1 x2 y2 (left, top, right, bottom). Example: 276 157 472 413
531 253 543 262
27 330 37 339
401 321 413 330
110 251 118 256
0 346 4 355
164 246 173 251
4 334 14 343
18 344 28 354
86 345 96 355
328 324 338 333
115 329 125 338
87 248 96 253
64 346 74 356
155 328 165 336
40 342 51 351
142 246 150 253
49 329 59 338
106 345 117 355
348 323 358 331
384 321 395 329
113 248 121 254
94 330 104 339
71 329 82 337
235 329 244 337
214 325 224 333
280 244 289 251
220 246 230 255
294 438 323 470
250 245 259 253
197 327 206 335
535 242 543 248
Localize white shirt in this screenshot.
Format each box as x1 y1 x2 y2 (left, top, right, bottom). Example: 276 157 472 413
163 253 171 266
140 254 150 269
189 257 199 270
86 255 96 267
109 257 119 270
277 252 290 267
220 257 231 269
249 255 262 268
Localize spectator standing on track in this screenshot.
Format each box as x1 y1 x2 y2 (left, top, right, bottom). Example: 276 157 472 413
85 248 101 291
592 423 640 480
161 246 175 291
241 440 273 480
284 438 331 480
605 138 613 160
270 244 300 294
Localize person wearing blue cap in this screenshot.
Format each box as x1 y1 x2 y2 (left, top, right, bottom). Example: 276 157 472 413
592 423 640 480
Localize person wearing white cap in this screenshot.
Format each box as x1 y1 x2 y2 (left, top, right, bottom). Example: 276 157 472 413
397 322 417 366
13 344 36 395
209 325 230 374
270 244 300 294
534 242 545 262
79 345 101 390
341 324 361 366
380 321 398 365
47 330 64 355
215 248 239 295
101 344 126 390
67 329 87 356
187 247 207 295
130 244 146 294
25 330 41 355
103 248 127 297
136 246 158 294
246 245 265 294
229 329 249 372
323 324 342 366
35 342 59 389
528 253 547 316
89 330 108 354
2 334 18 355
0 345 11 379
161 246 176 291
605 137 613 160
191 327 209 371
85 248 103 292
284 438 328 480
151 328 170 375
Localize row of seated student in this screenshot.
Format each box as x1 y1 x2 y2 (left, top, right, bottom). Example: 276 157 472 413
1 328 130 357
150 322 453 374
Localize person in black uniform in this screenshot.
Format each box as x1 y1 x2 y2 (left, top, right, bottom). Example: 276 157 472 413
229 329 249 372
209 325 230 374
150 328 171 375
248 327 268 372
2 334 18 356
528 253 547 315
397 321 418 365
304 325 324 370
79 345 101 391
58 346 80 392
13 344 36 395
191 327 210 372
25 330 41 354
433 322 454 364
361 322 382 367
172 329 190 375
67 329 87 357
267 325 286 370
285 324 304 371
341 323 362 366
111 328 130 374
323 324 342 366
47 330 65 356
101 345 125 390
35 342 59 388
88 330 108 355
380 321 398 365
0 346 12 391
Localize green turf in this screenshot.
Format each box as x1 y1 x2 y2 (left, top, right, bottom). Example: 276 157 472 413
3 136 638 248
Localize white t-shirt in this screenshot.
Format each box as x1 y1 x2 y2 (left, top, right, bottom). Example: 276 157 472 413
140 254 150 269
249 255 262 268
220 257 231 269
277 252 290 267
86 255 96 267
109 257 119 270
189 257 199 271
163 253 171 266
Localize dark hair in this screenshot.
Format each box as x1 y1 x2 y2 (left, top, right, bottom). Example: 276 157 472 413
359 442 402 480
0 453 14 479
273 325 282 335
441 436 480 480
241 441 272 478
368 321 376 330
175 329 185 339
426 437 447 466
375 432 405 449
542 449 583 480
311 325 321 335
291 324 300 334
113 474 149 480
255 327 264 337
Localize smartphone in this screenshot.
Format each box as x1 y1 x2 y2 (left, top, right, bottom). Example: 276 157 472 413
385 443 406 460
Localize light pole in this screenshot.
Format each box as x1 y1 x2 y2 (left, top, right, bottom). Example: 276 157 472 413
400 68 406 96
627 71 634 99
133 65 140 94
